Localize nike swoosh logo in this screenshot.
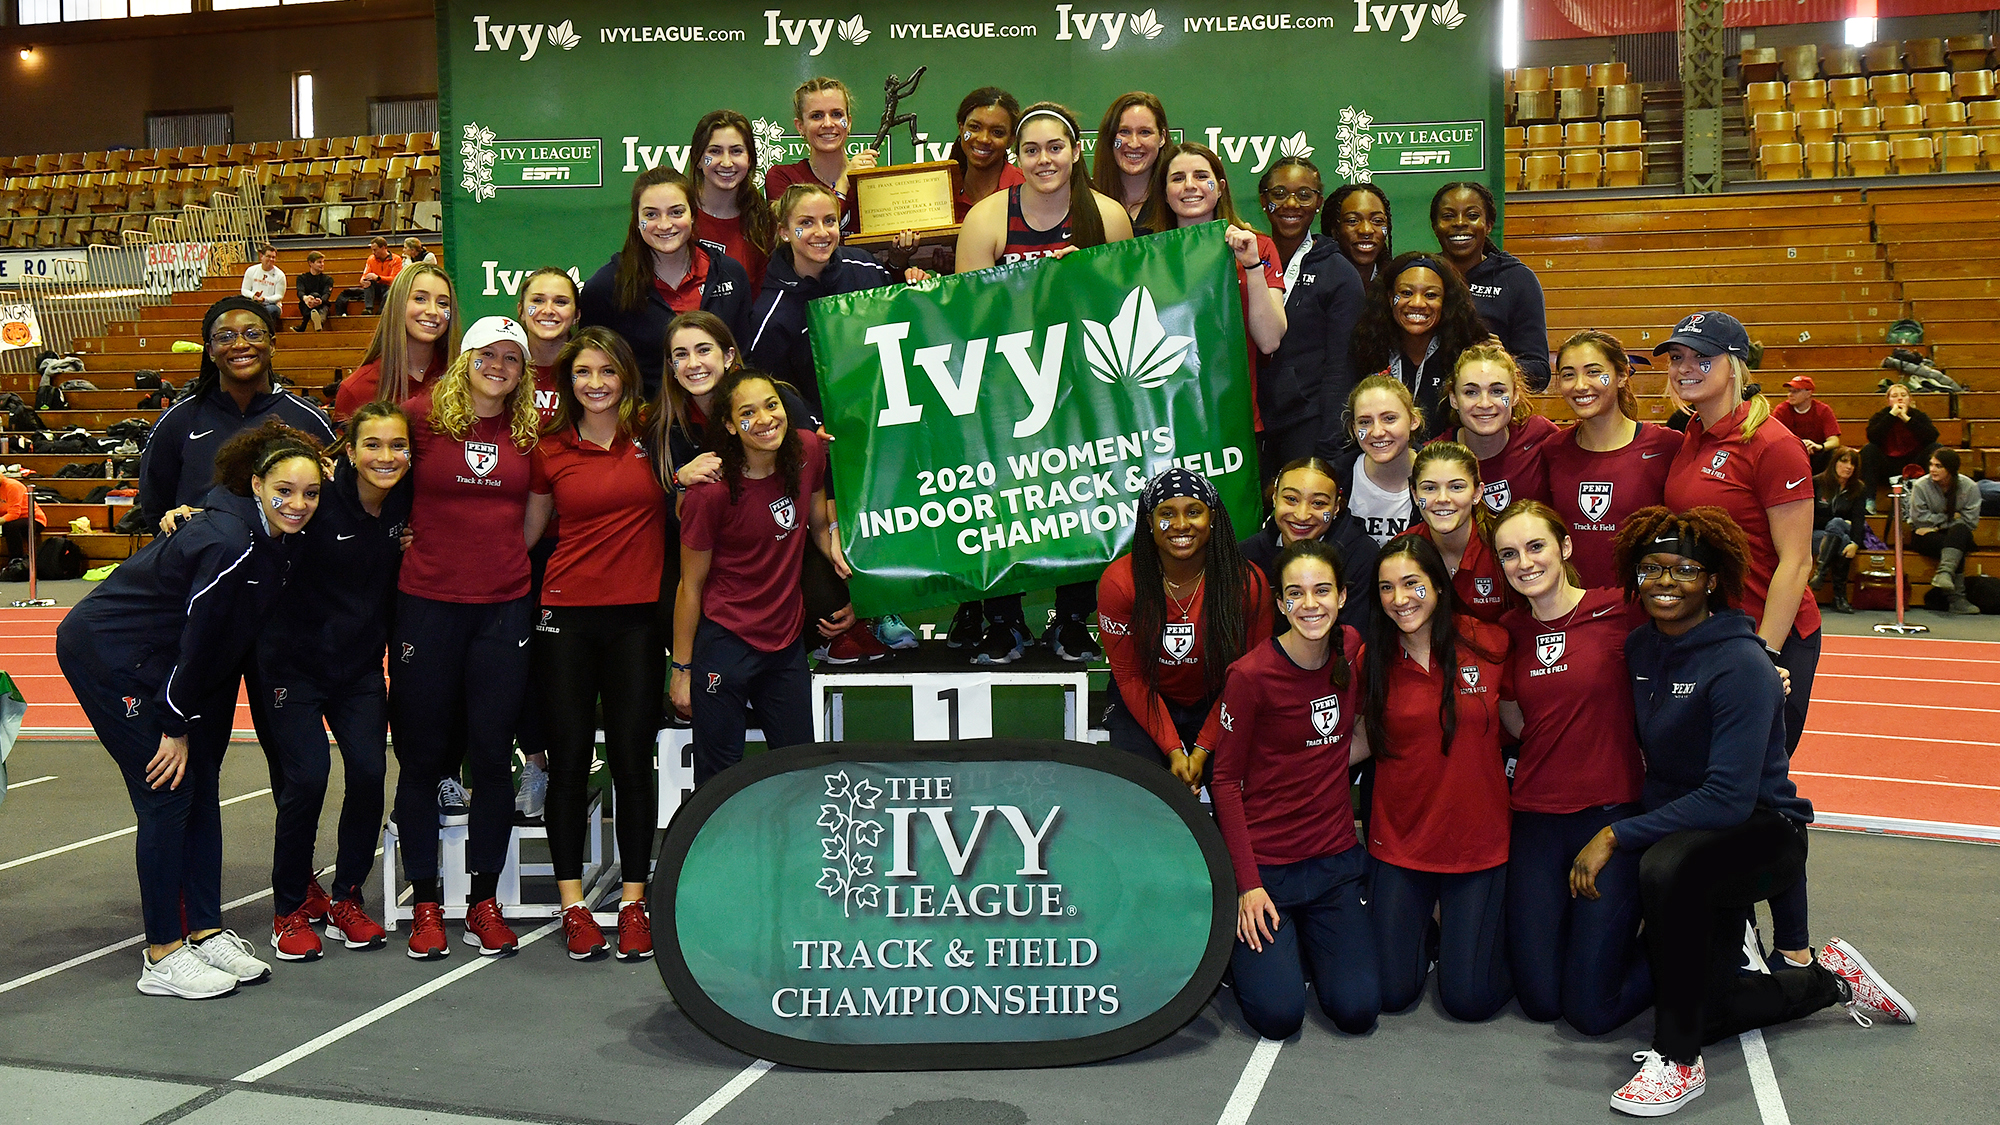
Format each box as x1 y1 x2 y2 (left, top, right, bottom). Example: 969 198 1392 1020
1591 606 1615 618
336 533 356 541
189 429 214 439
1640 452 1665 460
245 579 259 584
1786 477 1808 489
517 638 529 647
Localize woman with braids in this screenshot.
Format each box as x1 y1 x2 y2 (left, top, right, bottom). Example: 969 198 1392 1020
579 166 753 398
1253 156 1366 471
1090 91 1169 226
58 421 325 998
332 263 460 421
1490 500 1650 1037
1210 539 1380 1040
389 316 542 961
1904 447 1984 615
1349 251 1487 437
689 109 777 293
951 101 1133 666
1359 533 1517 1022
1810 447 1867 614
1588 507 1912 1116
1541 330 1681 588
1099 468 1272 791
672 368 847 783
1438 344 1559 516
1430 181 1551 391
763 77 874 236
257 401 414 962
1321 183 1392 287
1400 441 1512 622
1239 456 1378 636
949 86 1025 222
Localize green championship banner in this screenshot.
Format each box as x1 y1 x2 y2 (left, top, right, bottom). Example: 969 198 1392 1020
438 0 1503 319
811 223 1255 611
654 740 1235 1069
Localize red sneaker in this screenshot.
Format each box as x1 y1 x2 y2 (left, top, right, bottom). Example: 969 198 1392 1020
406 902 450 961
1610 1050 1704 1117
325 898 387 950
822 628 891 665
1819 937 1917 1026
463 897 518 957
270 909 323 962
300 876 333 924
616 901 653 961
562 904 609 961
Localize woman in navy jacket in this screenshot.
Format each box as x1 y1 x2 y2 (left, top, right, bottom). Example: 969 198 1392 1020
1430 181 1551 392
1252 158 1366 470
57 421 325 1000
747 182 898 424
1577 506 1914 1117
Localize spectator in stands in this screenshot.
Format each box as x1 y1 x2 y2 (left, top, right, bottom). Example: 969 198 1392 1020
763 77 870 236
1100 467 1272 790
1091 92 1170 228
1905 447 1983 616
1590 506 1913 1117
1430 182 1551 392
1811 447 1867 615
1860 382 1940 498
1238 456 1377 636
579 166 753 399
402 237 436 266
1775 375 1842 472
1323 183 1392 288
689 110 775 293
1253 156 1366 471
1341 374 1422 545
1350 251 1486 436
240 245 285 325
294 251 332 333
57 422 326 1000
1542 330 1681 587
2 470 47 560
1402 441 1511 622
357 236 404 315
332 263 459 422
1438 344 1558 515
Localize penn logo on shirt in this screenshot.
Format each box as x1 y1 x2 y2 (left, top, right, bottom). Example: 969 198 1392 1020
400 642 416 663
1161 622 1196 663
1535 632 1566 671
1310 693 1340 739
537 608 560 634
271 687 288 710
1481 480 1511 513
465 441 501 478
1578 481 1613 523
1702 449 1732 480
1672 681 1697 696
1458 664 1483 693
122 695 141 718
769 496 797 534
1474 577 1494 598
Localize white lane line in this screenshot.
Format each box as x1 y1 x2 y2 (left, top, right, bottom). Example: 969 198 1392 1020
1807 699 2000 715
1816 673 2000 689
1820 651 2000 665
234 918 563 1083
0 877 303 996
671 1059 778 1125
1792 770 2000 792
1804 731 2000 749
1740 1029 1793 1125
4 774 57 789
1814 811 2000 843
0 788 271 872
1216 1038 1284 1125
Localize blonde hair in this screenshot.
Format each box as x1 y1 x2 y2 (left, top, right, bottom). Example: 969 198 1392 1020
792 76 853 122
776 181 842 229
428 347 540 450
1346 373 1424 438
361 263 461 404
1442 343 1533 433
1663 351 1771 441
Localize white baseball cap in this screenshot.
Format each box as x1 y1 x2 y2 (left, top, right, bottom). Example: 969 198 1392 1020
460 315 530 358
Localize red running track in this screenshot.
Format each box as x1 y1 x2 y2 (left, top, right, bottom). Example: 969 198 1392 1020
5 607 1996 839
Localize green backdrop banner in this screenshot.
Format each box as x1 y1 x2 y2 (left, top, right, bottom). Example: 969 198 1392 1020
438 0 1504 318
811 223 1255 612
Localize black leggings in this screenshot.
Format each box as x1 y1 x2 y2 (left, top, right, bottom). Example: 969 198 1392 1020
260 665 390 914
1506 806 1651 1035
1638 809 1844 1064
1860 441 1937 496
533 603 664 885
1909 523 1976 558
1370 859 1512 1022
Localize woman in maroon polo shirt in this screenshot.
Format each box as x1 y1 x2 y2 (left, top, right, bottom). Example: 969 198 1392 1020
523 326 668 964
1437 344 1559 516
1541 330 1681 588
1401 441 1511 622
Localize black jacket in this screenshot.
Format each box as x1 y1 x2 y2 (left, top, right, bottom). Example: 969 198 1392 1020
1238 507 1379 636
1256 239 1365 462
59 487 298 736
748 247 896 420
578 241 753 399
1864 406 1940 452
139 386 337 527
257 459 413 685
1814 480 1869 531
1618 609 1813 849
1463 249 1551 392
297 271 333 304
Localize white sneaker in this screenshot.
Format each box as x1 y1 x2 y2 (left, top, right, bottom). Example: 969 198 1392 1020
136 944 239 999
515 756 548 822
1611 1050 1705 1117
438 776 470 826
190 929 272 984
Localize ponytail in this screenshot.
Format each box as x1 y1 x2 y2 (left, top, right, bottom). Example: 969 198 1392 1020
1016 102 1106 248
213 420 326 496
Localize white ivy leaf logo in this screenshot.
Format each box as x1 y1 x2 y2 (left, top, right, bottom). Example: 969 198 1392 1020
751 116 787 190
816 869 845 897
1338 106 1358 128
459 121 496 204
1082 286 1194 389
1431 1 1466 29
546 19 580 50
838 14 870 44
1131 8 1164 38
1279 130 1313 159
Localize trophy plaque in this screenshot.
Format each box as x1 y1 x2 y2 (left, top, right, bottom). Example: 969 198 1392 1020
846 66 960 249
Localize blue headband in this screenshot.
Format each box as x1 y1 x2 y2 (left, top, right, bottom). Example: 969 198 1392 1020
1392 255 1446 284
1141 467 1219 515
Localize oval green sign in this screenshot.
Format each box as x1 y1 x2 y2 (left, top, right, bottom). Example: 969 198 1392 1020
653 739 1235 1069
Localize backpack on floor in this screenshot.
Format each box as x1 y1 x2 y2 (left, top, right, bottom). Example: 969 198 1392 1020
35 536 87 580
1963 574 2000 615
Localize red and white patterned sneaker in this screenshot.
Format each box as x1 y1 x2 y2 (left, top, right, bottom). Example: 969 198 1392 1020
1819 937 1917 1026
300 876 333 924
616 901 653 961
463 897 518 957
270 909 323 962
1610 1050 1705 1117
562 904 609 961
325 898 387 950
406 902 450 961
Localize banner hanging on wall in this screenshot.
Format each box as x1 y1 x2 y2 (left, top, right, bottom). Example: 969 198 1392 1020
438 0 1504 320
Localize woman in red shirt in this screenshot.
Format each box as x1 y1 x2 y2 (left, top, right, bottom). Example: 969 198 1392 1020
1211 538 1380 1039
1402 442 1511 622
1098 468 1272 790
949 87 1025 223
671 368 847 783
523 327 668 964
1541 330 1680 588
1491 500 1650 1036
689 110 775 294
762 77 871 236
1438 344 1558 515
1361 534 1517 1021
332 263 458 422
388 316 542 961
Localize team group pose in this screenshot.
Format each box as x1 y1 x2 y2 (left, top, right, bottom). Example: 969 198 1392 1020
55 77 1922 1118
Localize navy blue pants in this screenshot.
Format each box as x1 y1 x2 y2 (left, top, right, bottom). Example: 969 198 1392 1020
1370 859 1512 1022
689 618 813 785
533 603 663 883
1103 694 1213 769
1230 846 1381 1039
388 593 530 882
259 665 389 914
1769 627 1822 953
1506 806 1652 1035
57 630 234 945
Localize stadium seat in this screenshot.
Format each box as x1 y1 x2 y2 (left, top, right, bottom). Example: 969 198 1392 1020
1754 111 1800 147
1881 104 1927 135
1804 141 1842 179
1864 42 1903 73
1588 62 1628 87
1516 90 1555 124
1744 81 1789 121
1565 121 1602 150
1557 87 1598 121
1942 133 1983 172
1926 101 1969 130
1788 79 1829 111
1913 71 1956 105
1503 126 1525 151
1741 48 1782 83
1849 139 1891 176
1946 35 1992 72
1525 124 1564 151
1798 109 1839 145
1521 153 1562 191
1781 45 1820 82
1891 135 1936 174
1758 143 1804 179
1956 70 1996 101
1514 67 1551 93
1870 73 1914 107
1563 150 1603 189
1905 38 1947 72
1984 134 2000 167
1839 106 1883 138
1604 148 1646 187
1503 154 1522 191
1603 119 1644 148
1551 64 1590 89
1603 83 1645 118
1829 77 1872 110
1971 100 2000 134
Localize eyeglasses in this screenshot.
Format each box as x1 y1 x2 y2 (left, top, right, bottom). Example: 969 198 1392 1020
1636 562 1707 583
208 328 270 347
1263 187 1322 205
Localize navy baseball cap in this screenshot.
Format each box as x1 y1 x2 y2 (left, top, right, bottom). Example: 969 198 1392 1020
1652 311 1751 360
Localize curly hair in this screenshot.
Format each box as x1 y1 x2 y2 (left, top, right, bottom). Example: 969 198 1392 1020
1350 251 1488 380
1273 537 1352 692
549 326 646 439
1320 183 1393 278
1491 499 1584 590
429 347 541 450
1128 486 1251 704
212 420 326 496
1362 534 1498 759
705 368 803 505
1555 330 1641 422
1441 343 1534 435
1613 505 1751 613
